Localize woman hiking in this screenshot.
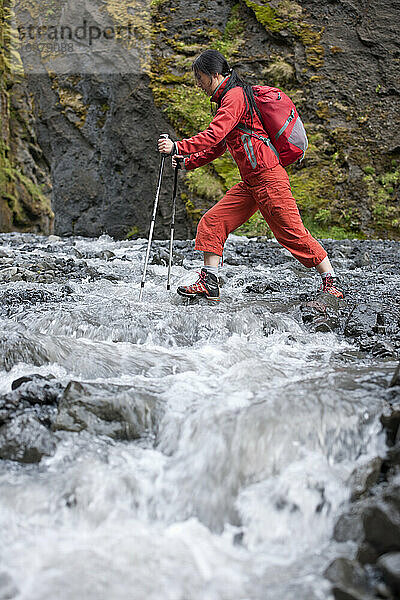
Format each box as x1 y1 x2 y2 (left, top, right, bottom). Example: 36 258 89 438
157 49 344 301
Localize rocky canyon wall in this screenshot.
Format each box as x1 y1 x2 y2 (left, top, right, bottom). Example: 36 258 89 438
1 0 399 240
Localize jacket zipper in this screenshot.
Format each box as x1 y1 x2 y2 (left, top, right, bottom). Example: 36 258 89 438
240 134 257 169
236 124 279 160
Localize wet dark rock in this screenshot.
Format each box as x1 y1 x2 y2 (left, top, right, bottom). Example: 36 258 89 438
359 337 381 352
0 376 64 452
371 342 397 359
299 298 341 332
349 457 383 501
351 251 372 269
0 288 73 315
9 374 63 404
382 485 400 514
0 572 19 600
372 313 386 335
324 558 375 600
330 398 400 599
55 380 159 441
314 319 340 333
329 589 372 600
381 401 400 446
356 542 380 566
334 505 365 543
99 250 115 260
373 581 393 599
313 292 344 311
172 240 192 249
233 531 244 546
223 253 242 266
384 443 400 473
389 362 400 388
363 502 400 557
151 248 184 266
244 280 280 294
72 249 116 261
0 413 57 463
300 303 324 323
274 496 300 513
0 254 115 284
244 282 279 294
342 305 380 339
377 553 400 594
0 260 13 269
0 267 20 282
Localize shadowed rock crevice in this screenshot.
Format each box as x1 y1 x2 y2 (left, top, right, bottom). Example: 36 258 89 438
326 386 400 600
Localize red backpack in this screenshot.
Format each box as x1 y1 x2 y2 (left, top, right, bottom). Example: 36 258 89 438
236 85 308 167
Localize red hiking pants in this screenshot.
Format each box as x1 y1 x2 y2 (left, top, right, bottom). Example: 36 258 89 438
195 164 327 268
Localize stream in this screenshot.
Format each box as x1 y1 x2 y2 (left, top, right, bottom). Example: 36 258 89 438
0 232 398 600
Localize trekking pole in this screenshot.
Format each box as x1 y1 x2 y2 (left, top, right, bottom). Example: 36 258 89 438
167 160 181 291
139 133 169 301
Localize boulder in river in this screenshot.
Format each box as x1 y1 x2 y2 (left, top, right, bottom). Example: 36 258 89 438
0 413 57 463
54 380 160 441
324 557 375 600
377 553 400 595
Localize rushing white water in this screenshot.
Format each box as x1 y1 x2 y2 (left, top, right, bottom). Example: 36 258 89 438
0 233 393 600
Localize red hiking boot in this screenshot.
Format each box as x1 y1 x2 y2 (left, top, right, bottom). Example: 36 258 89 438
320 275 344 299
177 268 220 301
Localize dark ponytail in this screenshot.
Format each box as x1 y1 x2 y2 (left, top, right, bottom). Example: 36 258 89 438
192 49 260 129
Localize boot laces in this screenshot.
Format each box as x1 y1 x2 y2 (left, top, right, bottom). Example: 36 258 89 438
321 275 343 298
186 270 207 293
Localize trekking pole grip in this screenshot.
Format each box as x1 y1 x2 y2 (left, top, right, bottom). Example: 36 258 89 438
159 133 170 154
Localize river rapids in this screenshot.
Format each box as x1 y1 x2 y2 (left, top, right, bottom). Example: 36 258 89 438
0 232 399 600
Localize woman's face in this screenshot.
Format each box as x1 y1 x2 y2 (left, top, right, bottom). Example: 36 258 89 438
195 70 220 96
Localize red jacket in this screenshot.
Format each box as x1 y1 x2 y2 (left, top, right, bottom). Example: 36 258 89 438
175 77 279 182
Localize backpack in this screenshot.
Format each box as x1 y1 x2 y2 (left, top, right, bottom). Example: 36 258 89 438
236 85 308 167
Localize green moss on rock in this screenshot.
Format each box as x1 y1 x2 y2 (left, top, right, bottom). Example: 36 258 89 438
0 158 53 229
242 0 286 33
186 167 225 203
1 1 53 233
363 165 400 235
263 58 294 87
234 211 273 237
213 154 241 190
243 0 325 69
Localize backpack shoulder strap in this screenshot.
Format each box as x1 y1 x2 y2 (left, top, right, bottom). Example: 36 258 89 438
248 85 266 131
